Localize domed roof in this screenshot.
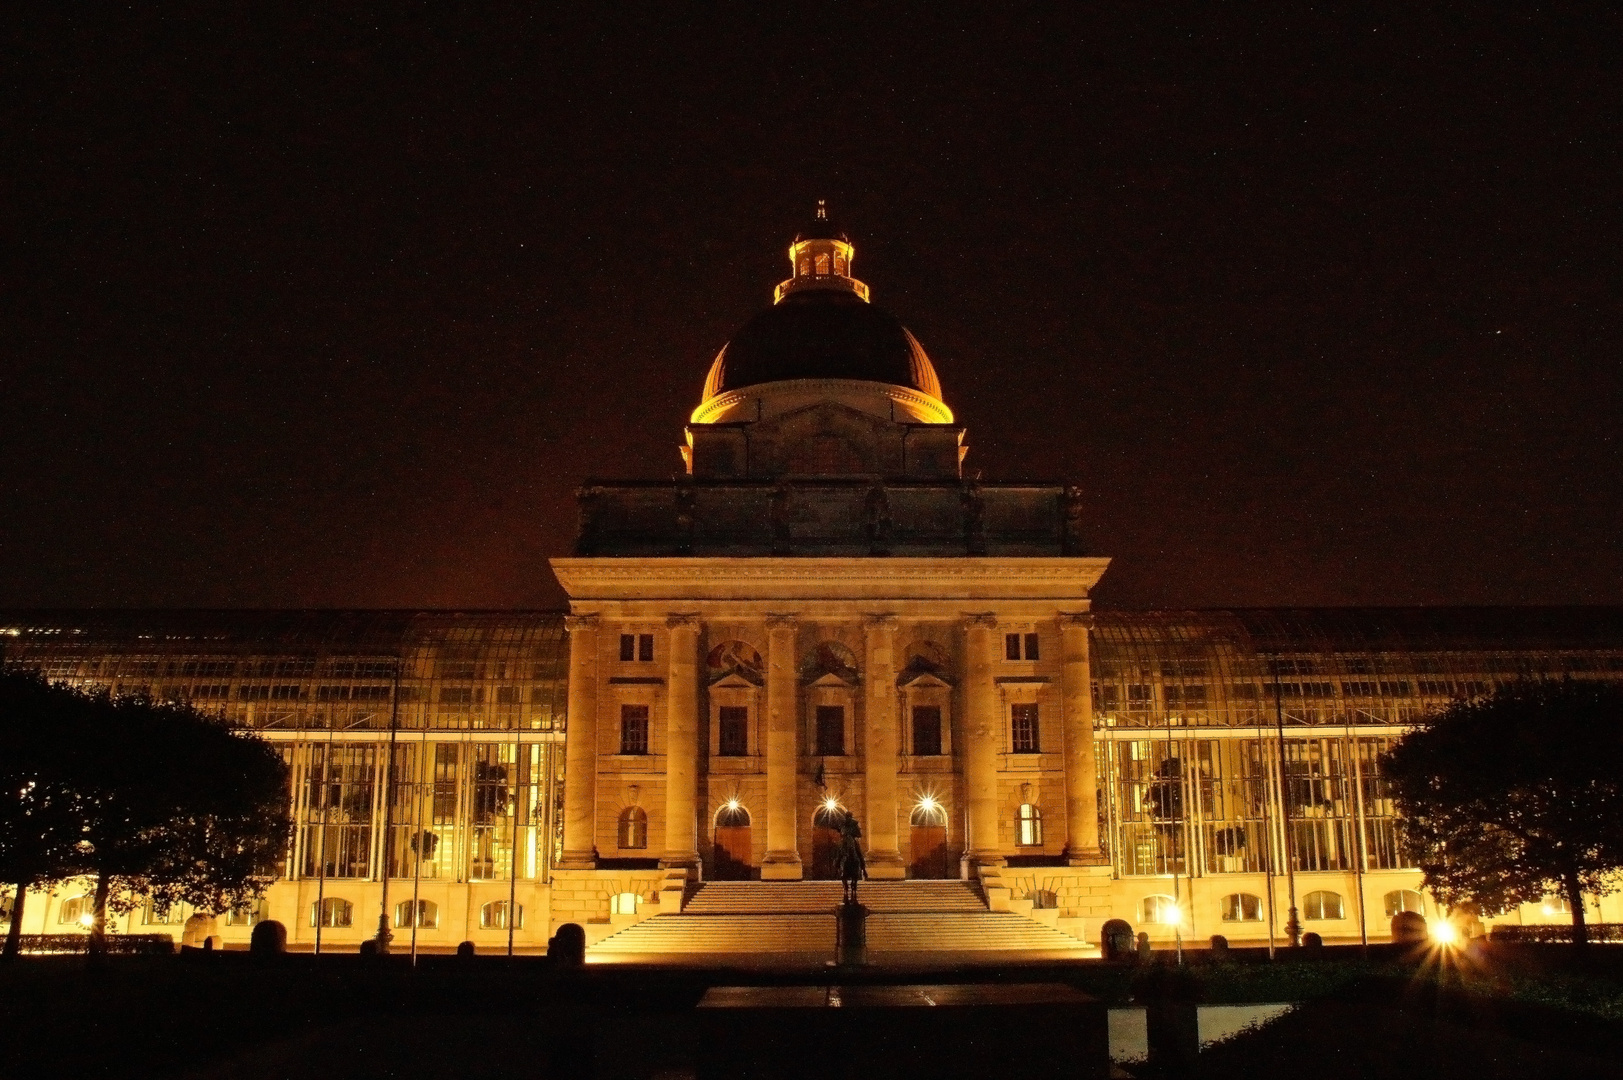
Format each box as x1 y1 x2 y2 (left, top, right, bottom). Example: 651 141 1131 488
702 289 943 402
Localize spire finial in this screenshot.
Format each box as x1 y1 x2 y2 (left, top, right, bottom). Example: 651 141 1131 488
816 199 828 221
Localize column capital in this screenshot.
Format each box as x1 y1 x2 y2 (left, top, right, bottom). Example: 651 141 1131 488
862 613 899 629
564 613 600 633
666 613 702 631
1059 612 1095 629
764 613 799 630
963 613 998 629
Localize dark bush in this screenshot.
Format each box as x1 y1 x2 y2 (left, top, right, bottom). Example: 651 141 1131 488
549 922 586 967
457 940 476 957
1302 931 1323 949
249 920 286 955
1391 910 1428 944
1100 919 1134 960
1209 934 1229 953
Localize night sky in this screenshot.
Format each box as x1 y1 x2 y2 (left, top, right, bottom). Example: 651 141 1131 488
4 7 1619 611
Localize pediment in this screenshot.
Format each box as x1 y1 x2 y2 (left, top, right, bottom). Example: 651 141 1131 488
898 671 954 690
709 670 762 689
807 670 859 689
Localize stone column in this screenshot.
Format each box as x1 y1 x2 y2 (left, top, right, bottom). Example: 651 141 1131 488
1061 613 1106 864
761 614 804 879
557 614 600 869
963 613 1006 872
862 614 905 878
661 614 702 870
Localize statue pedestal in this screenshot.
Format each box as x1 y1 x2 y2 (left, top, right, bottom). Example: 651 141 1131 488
835 901 869 967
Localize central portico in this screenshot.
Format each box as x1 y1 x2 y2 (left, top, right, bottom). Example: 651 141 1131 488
549 207 1110 889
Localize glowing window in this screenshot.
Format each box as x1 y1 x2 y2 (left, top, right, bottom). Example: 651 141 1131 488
57 895 91 926
1221 893 1263 921
311 896 353 928
224 899 266 926
481 900 523 929
144 899 189 926
1384 889 1425 917
396 899 438 929
1140 894 1179 925
609 892 639 915
1303 890 1344 920
618 806 649 849
815 253 830 274
1017 803 1043 846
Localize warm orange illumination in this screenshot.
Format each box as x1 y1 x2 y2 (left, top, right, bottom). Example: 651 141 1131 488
1432 920 1458 945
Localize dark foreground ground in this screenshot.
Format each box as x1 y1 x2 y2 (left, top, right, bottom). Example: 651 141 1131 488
4 944 1623 1078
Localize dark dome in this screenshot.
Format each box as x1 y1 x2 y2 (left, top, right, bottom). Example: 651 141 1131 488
702 290 942 400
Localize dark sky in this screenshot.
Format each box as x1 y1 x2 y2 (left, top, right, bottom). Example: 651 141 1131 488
3 6 1620 611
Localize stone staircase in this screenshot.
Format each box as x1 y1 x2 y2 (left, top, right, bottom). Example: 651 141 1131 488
681 880 987 914
588 880 1093 959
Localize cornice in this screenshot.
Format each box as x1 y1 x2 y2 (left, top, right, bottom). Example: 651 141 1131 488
550 556 1111 602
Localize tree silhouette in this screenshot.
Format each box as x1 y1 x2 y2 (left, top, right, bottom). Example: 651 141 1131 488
1384 680 1623 946
0 672 93 960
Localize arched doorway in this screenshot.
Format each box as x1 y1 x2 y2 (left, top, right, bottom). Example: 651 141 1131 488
811 804 845 879
712 803 753 880
909 800 950 878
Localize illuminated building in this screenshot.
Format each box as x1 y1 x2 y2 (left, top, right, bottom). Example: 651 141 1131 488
4 211 1623 954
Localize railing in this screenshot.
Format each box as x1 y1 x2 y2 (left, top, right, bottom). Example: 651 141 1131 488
8 933 176 955
1489 923 1623 943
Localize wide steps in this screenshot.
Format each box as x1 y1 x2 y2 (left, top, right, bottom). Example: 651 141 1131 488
682 880 986 914
589 911 1088 956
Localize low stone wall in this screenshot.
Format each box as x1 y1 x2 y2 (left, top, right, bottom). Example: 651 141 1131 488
986 865 1114 941
548 868 667 936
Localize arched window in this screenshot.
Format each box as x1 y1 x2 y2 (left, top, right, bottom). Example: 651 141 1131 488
225 899 266 926
1384 889 1425 918
1541 895 1572 916
715 803 751 827
481 900 523 929
1017 803 1043 846
311 896 352 928
1303 890 1344 920
396 899 438 929
57 895 92 927
910 801 947 827
1140 894 1180 925
1221 893 1263 921
618 806 649 849
144 898 189 926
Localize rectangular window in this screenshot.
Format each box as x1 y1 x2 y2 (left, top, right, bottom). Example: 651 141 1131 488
619 704 649 755
911 705 943 756
1024 633 1040 661
1011 703 1040 753
1005 633 1022 660
718 706 748 756
620 634 635 662
815 705 845 756
638 634 655 662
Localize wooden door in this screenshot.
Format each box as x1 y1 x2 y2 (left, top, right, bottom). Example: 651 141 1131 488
713 825 753 880
909 824 949 878
811 825 842 879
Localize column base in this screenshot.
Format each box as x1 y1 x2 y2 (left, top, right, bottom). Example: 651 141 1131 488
1066 847 1110 867
659 853 701 873
962 851 1007 879
865 850 906 880
760 852 804 880
556 851 598 870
